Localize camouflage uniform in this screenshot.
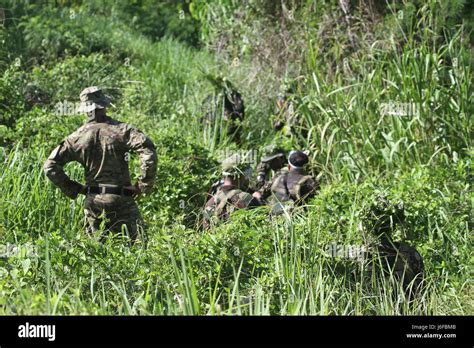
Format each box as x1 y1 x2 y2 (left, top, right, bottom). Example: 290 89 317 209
43 87 157 241
255 151 288 200
203 154 260 229
203 185 260 229
273 94 295 134
371 240 424 291
270 167 318 205
273 80 309 143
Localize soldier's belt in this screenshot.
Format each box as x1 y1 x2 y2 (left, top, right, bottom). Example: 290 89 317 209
86 185 134 196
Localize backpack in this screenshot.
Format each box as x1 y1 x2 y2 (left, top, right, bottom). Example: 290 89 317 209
271 173 314 202
204 189 252 225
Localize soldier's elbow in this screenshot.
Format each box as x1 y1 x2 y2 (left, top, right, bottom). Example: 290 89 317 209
43 161 57 180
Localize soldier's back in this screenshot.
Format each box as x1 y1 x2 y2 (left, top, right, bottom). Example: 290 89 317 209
203 185 258 228
271 169 318 203
370 240 425 297
381 241 424 289
66 119 134 187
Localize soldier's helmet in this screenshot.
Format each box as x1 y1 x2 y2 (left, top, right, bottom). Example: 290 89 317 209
288 150 309 168
262 152 285 163
261 145 285 163
222 154 252 178
78 86 112 113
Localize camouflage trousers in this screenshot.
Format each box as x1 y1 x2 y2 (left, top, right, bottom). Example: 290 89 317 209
84 193 145 242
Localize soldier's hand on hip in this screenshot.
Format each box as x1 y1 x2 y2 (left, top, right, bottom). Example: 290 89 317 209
125 184 141 198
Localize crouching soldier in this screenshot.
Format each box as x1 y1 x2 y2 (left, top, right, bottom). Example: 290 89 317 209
255 148 287 200
203 154 262 229
362 196 424 299
43 86 157 242
269 150 319 214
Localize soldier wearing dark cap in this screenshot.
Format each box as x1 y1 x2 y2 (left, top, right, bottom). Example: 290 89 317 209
270 150 319 206
203 154 262 229
43 86 157 242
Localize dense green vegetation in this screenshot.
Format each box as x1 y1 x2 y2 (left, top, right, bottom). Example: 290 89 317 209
0 0 472 315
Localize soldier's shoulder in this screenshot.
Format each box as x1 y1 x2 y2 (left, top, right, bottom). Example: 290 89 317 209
304 174 318 187
271 171 287 186
275 167 289 176
105 118 129 130
399 242 422 258
115 121 145 135
67 123 91 140
108 118 128 127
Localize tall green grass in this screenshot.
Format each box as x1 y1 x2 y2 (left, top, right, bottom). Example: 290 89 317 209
0 146 471 315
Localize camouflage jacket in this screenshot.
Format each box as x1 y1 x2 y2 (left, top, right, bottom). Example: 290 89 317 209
43 117 157 199
270 168 319 204
203 184 261 228
256 164 288 199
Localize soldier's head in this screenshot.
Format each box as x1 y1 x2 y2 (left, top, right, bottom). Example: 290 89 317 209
288 150 309 171
24 83 49 108
222 154 252 190
262 152 286 171
361 195 405 242
78 86 112 121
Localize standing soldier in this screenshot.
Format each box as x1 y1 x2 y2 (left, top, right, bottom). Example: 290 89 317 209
43 86 157 242
203 154 262 229
201 75 245 144
270 150 319 209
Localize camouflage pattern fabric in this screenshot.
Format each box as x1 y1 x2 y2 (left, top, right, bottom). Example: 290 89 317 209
270 168 319 204
43 116 157 240
223 89 244 143
257 166 288 200
379 241 424 290
360 195 424 298
84 194 143 241
203 185 260 229
254 150 286 196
